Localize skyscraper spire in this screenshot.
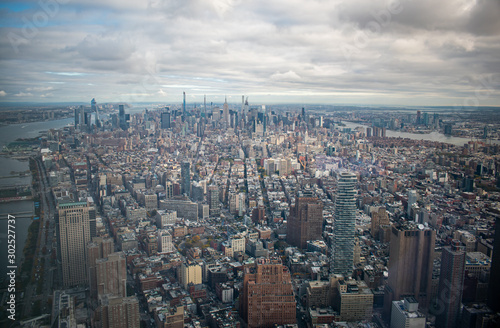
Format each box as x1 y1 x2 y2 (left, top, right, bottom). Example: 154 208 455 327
183 91 186 116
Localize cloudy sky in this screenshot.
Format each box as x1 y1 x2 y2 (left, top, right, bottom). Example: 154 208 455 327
0 0 499 106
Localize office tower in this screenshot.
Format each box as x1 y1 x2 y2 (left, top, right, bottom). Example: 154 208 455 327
435 240 466 328
96 252 127 298
58 200 93 287
488 218 500 312
181 161 190 196
240 258 296 328
335 278 374 322
74 107 80 127
204 94 207 119
91 98 100 127
80 105 85 129
407 189 417 219
99 295 140 328
332 172 357 276
444 124 452 135
423 112 429 126
391 297 426 328
161 196 198 221
384 223 436 320
286 190 323 249
416 110 421 125
371 206 390 240
161 109 170 129
223 96 229 126
208 185 220 217
88 237 114 299
241 95 245 116
119 104 127 130
183 91 186 116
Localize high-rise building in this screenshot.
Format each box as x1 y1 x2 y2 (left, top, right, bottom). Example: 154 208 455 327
99 295 140 328
240 258 296 328
91 98 99 127
371 206 390 240
286 190 323 249
161 109 171 129
158 230 174 254
223 96 229 126
435 240 466 328
332 172 357 276
181 161 190 197
88 237 114 299
96 252 127 298
179 262 202 289
407 189 417 219
488 218 500 313
335 278 374 322
119 104 127 130
208 185 220 217
58 200 94 287
183 91 186 116
165 181 174 199
384 223 436 320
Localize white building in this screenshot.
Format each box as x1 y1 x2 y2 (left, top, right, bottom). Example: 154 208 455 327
158 230 174 254
391 298 426 328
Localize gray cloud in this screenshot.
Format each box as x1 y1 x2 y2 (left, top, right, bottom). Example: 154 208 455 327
0 0 498 105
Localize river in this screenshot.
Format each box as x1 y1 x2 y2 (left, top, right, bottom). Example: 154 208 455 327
0 118 73 282
341 121 500 147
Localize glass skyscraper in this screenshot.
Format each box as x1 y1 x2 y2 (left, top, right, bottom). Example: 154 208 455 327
181 161 190 197
332 172 357 277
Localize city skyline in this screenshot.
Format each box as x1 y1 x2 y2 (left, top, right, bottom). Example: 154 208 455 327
1 0 499 106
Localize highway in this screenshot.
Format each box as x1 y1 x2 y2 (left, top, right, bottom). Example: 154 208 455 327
20 156 57 320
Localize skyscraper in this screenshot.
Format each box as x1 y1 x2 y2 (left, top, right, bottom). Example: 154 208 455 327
286 190 323 249
161 109 170 129
332 172 357 276
488 218 500 313
99 295 140 328
223 96 229 126
88 237 114 299
181 161 190 197
435 240 466 328
407 190 417 219
208 185 220 217
119 104 127 130
240 258 296 328
58 200 93 287
384 223 436 320
91 98 100 127
183 91 186 116
96 252 127 298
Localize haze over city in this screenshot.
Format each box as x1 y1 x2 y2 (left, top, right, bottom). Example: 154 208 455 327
1 0 500 105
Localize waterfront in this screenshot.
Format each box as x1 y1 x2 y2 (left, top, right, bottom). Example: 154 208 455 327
0 117 72 282
342 121 500 147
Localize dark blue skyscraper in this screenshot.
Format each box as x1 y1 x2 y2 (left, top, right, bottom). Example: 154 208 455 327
119 104 128 130
161 108 170 129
